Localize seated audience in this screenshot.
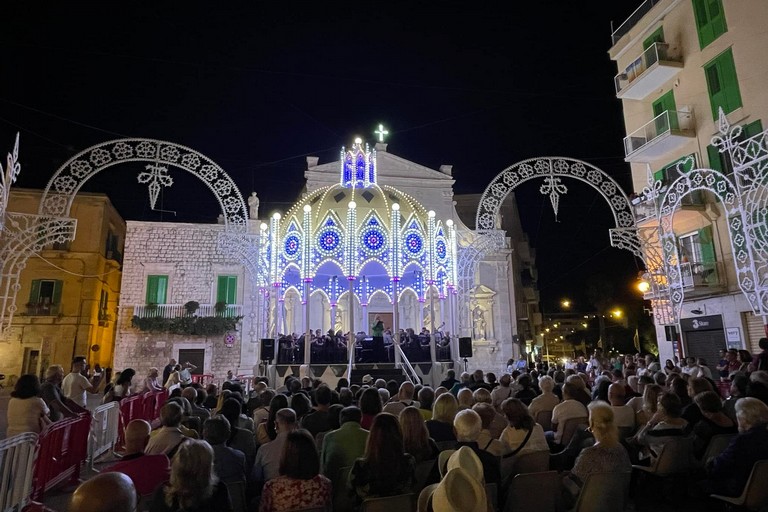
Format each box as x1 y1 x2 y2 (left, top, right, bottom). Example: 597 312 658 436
256 394 289 445
141 367 164 393
254 408 298 485
562 402 631 506
457 388 475 410
349 413 415 503
634 384 663 426
260 430 332 512
417 386 435 421
608 383 635 433
452 409 500 485
382 381 419 416
220 397 257 470
548 382 589 449
6 374 50 437
400 406 439 462
426 392 458 445
704 397 768 497
70 472 138 512
182 387 211 425
472 388 507 438
633 392 688 465
514 373 538 406
723 375 748 423
301 384 332 436
528 375 560 423
359 387 383 430
252 389 275 427
145 402 192 457
500 397 549 455
691 391 737 460
203 415 246 484
682 377 714 427
150 439 232 512
472 403 506 456
106 419 170 496
321 406 369 482
491 374 515 410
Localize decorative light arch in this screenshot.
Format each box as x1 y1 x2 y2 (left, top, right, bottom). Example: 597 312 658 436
38 138 249 230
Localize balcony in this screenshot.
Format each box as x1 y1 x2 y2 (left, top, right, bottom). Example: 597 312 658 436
25 303 60 316
624 110 695 162
680 261 725 293
611 0 663 46
133 303 244 319
615 43 683 100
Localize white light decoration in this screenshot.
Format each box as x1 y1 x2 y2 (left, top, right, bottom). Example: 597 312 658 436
375 124 389 142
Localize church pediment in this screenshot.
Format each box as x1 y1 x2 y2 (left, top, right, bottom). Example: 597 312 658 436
307 150 453 185
470 284 496 298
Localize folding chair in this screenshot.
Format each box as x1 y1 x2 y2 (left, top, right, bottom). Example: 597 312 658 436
710 460 768 511
571 471 631 512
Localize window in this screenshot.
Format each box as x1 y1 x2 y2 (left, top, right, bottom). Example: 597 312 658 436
678 226 719 286
654 153 696 182
146 275 168 305
693 0 727 49
704 49 742 120
99 289 109 322
652 90 678 132
707 119 763 173
216 275 237 305
28 279 63 315
643 26 664 50
105 230 122 263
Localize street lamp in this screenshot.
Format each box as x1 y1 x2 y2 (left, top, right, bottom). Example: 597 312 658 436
561 299 571 309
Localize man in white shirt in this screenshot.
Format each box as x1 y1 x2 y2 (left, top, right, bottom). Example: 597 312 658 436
549 382 588 446
253 408 297 484
61 357 101 408
608 383 635 432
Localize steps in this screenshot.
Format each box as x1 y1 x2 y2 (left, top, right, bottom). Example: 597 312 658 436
349 364 406 385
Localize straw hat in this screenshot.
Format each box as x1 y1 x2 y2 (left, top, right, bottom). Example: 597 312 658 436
438 446 485 483
362 374 373 384
427 467 487 512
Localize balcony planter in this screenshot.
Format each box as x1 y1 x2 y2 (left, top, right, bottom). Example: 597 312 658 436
214 301 227 316
183 301 200 316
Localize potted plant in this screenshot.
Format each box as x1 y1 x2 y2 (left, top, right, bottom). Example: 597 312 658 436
214 301 228 316
184 300 200 316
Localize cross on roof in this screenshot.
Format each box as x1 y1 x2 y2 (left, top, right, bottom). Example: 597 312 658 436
374 124 389 142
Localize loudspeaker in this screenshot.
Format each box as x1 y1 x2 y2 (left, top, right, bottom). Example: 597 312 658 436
459 337 473 358
260 339 275 361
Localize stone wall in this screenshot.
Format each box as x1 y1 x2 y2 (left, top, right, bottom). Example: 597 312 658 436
114 221 251 377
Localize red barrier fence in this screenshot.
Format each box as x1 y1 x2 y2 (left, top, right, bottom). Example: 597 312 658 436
191 373 214 386
31 412 91 500
115 390 168 453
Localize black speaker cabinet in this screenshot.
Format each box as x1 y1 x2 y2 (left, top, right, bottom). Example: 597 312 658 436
459 337 473 358
261 338 275 361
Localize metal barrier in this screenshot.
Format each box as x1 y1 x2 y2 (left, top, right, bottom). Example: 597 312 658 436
115 391 168 453
191 373 214 386
0 432 37 511
142 390 168 422
87 401 120 471
31 411 91 500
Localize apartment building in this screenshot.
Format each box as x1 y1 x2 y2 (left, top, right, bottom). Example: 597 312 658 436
0 189 124 381
609 0 768 365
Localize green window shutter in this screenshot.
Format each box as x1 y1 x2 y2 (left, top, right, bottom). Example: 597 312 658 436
693 0 727 49
52 280 63 306
707 144 724 172
698 225 719 284
652 90 678 131
217 276 237 304
643 27 665 50
146 275 168 304
705 49 742 119
743 119 763 138
29 279 41 304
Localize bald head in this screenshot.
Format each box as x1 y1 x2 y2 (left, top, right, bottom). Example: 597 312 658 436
124 419 151 455
608 383 625 406
181 387 197 403
70 472 137 512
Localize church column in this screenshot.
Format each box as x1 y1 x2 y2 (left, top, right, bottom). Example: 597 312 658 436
361 276 368 334
330 276 338 333
391 202 402 365
392 279 401 365
347 278 355 358
429 287 437 364
345 200 357 363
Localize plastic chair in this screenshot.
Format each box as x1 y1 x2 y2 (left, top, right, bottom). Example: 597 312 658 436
536 410 553 432
360 493 417 512
501 449 550 484
559 416 588 446
632 437 693 477
571 471 631 512
699 433 735 465
225 481 246 512
504 471 560 512
710 460 768 511
413 459 437 490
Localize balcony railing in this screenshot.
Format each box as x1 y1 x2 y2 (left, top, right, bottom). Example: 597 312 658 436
611 0 663 45
133 303 243 319
615 43 683 100
680 261 725 290
25 303 60 316
624 110 695 162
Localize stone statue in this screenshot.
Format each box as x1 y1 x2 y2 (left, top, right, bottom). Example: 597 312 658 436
248 192 260 219
473 306 487 340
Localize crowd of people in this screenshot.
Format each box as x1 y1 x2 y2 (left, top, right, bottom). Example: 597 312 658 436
4 338 768 511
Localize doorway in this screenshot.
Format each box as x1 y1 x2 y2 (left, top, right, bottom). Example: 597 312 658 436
178 349 205 375
22 348 40 376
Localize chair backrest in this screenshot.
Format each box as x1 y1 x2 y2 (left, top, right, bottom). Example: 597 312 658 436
225 481 247 512
333 466 355 512
501 449 550 484
360 493 416 512
535 410 553 432
652 437 693 476
617 426 635 440
434 440 457 452
560 416 588 446
504 471 560 512
701 433 735 464
413 459 437 491
743 460 768 510
573 471 631 512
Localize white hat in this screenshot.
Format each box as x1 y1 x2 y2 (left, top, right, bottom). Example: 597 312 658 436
439 446 484 483
428 467 487 512
362 374 373 384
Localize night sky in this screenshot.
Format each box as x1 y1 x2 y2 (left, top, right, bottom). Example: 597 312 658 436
0 2 646 314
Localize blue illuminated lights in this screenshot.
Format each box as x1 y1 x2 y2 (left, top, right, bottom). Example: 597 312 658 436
361 227 386 254
284 234 301 258
404 231 424 256
318 228 341 253
436 239 447 260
